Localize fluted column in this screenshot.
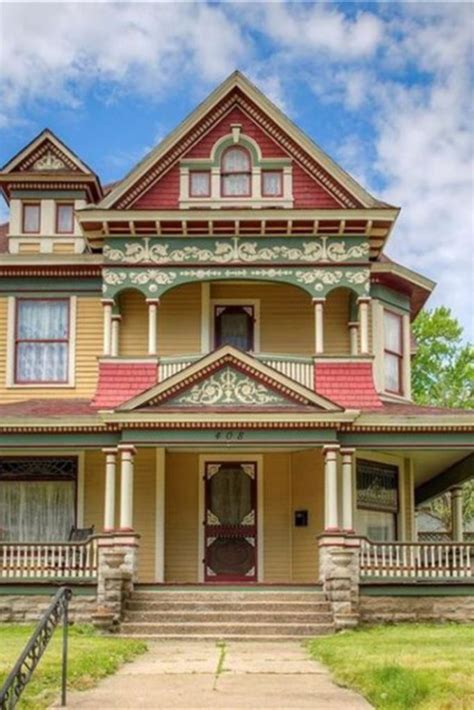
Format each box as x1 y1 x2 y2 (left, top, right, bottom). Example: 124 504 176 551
358 297 370 355
341 448 355 532
147 299 159 356
119 446 136 531
324 446 339 531
451 486 464 542
102 299 113 356
313 298 325 355
103 448 117 532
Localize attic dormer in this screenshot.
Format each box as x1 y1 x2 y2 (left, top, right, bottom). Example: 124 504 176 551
0 129 102 255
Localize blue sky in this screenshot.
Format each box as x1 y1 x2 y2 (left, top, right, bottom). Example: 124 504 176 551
1 2 473 338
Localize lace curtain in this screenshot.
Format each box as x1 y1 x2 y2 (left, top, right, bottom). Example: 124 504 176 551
16 300 69 382
222 148 251 196
0 481 75 542
209 467 252 526
190 172 210 196
216 307 253 350
263 171 282 196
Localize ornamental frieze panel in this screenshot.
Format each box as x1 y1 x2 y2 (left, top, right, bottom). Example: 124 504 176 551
166 367 291 407
102 264 370 298
104 236 369 266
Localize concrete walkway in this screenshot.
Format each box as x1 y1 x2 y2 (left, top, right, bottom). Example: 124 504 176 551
62 640 371 709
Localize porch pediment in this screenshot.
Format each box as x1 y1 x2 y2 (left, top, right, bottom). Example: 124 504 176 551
118 346 342 412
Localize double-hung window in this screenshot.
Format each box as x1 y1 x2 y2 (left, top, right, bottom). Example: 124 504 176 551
356 459 399 541
214 305 255 351
221 147 251 197
22 203 41 233
15 299 70 384
56 203 74 234
384 310 403 394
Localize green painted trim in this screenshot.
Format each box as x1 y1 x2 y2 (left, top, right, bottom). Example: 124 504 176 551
0 279 102 293
0 583 96 595
119 428 339 445
340 432 474 446
371 284 410 312
416 453 474 504
361 583 474 596
0 433 119 446
11 190 87 199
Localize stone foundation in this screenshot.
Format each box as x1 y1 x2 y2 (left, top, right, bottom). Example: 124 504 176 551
360 594 474 624
0 595 96 623
318 534 361 629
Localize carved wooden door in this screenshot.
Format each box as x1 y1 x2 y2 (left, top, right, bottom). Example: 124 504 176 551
204 462 257 582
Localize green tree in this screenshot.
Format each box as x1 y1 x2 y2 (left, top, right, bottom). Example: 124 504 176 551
411 307 474 527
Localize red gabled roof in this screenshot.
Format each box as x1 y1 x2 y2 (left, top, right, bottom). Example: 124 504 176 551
91 361 158 409
0 398 97 417
314 361 383 409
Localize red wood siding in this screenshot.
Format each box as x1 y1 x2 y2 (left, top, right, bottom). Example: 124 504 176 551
292 164 340 208
133 166 180 209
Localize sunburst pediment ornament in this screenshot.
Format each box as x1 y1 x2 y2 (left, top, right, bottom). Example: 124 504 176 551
33 150 67 171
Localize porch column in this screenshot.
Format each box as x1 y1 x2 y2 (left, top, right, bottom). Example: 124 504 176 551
349 322 359 356
102 299 113 356
147 299 159 356
358 297 370 355
119 446 136 531
313 298 325 355
341 448 355 532
324 446 339 531
451 486 464 542
155 448 166 583
103 448 117 532
111 314 121 357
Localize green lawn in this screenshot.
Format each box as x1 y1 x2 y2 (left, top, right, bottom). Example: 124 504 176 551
0 624 146 709
309 624 474 710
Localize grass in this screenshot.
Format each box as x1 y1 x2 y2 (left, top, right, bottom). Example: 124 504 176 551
0 624 147 709
308 624 474 710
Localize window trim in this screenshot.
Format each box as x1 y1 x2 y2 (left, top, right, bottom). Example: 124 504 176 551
383 309 404 395
55 202 75 234
209 298 260 353
356 457 400 541
189 170 211 198
22 202 41 234
7 296 77 389
261 170 283 197
220 146 252 198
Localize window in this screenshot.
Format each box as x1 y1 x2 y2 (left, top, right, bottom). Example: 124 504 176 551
262 170 283 196
356 459 399 542
0 457 76 542
56 203 74 233
215 305 254 351
189 171 210 197
15 299 69 383
221 147 251 197
384 310 403 394
22 203 40 233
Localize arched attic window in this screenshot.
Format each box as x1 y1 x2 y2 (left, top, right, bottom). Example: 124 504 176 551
221 146 251 197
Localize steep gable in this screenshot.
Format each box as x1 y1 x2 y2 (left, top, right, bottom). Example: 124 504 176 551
102 72 385 211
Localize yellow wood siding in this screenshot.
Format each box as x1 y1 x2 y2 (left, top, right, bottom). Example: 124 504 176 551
118 290 148 357
52 242 76 254
165 452 199 582
17 243 41 254
83 449 157 583
325 288 351 355
158 284 201 355
0 296 102 403
263 453 292 581
210 283 314 355
290 449 324 582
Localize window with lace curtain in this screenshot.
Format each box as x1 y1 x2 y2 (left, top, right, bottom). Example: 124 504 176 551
15 299 70 383
384 309 403 394
221 146 252 197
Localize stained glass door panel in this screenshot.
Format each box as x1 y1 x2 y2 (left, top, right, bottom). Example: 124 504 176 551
204 462 257 582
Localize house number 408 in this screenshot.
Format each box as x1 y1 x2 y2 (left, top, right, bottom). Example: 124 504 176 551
214 431 245 440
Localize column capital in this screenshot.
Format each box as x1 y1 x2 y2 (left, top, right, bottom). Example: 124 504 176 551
102 447 118 455
348 321 359 328
312 297 326 305
146 298 160 306
340 447 356 456
357 296 371 305
323 444 340 453
118 444 137 456
111 313 122 321
451 485 464 495
101 298 115 306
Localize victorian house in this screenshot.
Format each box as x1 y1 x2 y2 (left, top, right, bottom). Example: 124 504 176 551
0 73 472 633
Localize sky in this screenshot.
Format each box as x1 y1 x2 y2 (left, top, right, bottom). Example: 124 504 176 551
0 1 473 339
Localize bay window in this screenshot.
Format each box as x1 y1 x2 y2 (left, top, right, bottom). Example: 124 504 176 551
221 147 251 196
15 299 70 383
56 203 74 233
22 203 40 233
0 457 77 542
356 459 399 541
384 309 403 394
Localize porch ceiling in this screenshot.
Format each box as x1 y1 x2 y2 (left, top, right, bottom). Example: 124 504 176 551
365 448 472 488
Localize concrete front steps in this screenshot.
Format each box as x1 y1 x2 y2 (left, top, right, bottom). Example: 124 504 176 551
120 587 335 640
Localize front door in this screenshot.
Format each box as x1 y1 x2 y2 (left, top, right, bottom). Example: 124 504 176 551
204 461 257 582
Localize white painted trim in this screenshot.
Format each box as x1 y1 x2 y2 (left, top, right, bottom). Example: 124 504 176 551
77 451 85 527
200 283 211 353
198 453 264 583
210 298 261 353
6 295 76 389
155 448 166 582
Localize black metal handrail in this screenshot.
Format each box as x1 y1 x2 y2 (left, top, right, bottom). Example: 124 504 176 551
0 586 72 709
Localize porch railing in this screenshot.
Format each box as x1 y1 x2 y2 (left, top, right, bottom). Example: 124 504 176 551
360 539 473 580
159 353 314 389
0 536 99 581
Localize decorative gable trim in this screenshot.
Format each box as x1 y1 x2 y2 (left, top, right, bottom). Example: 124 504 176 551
1 130 93 175
100 72 383 211
118 345 342 412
